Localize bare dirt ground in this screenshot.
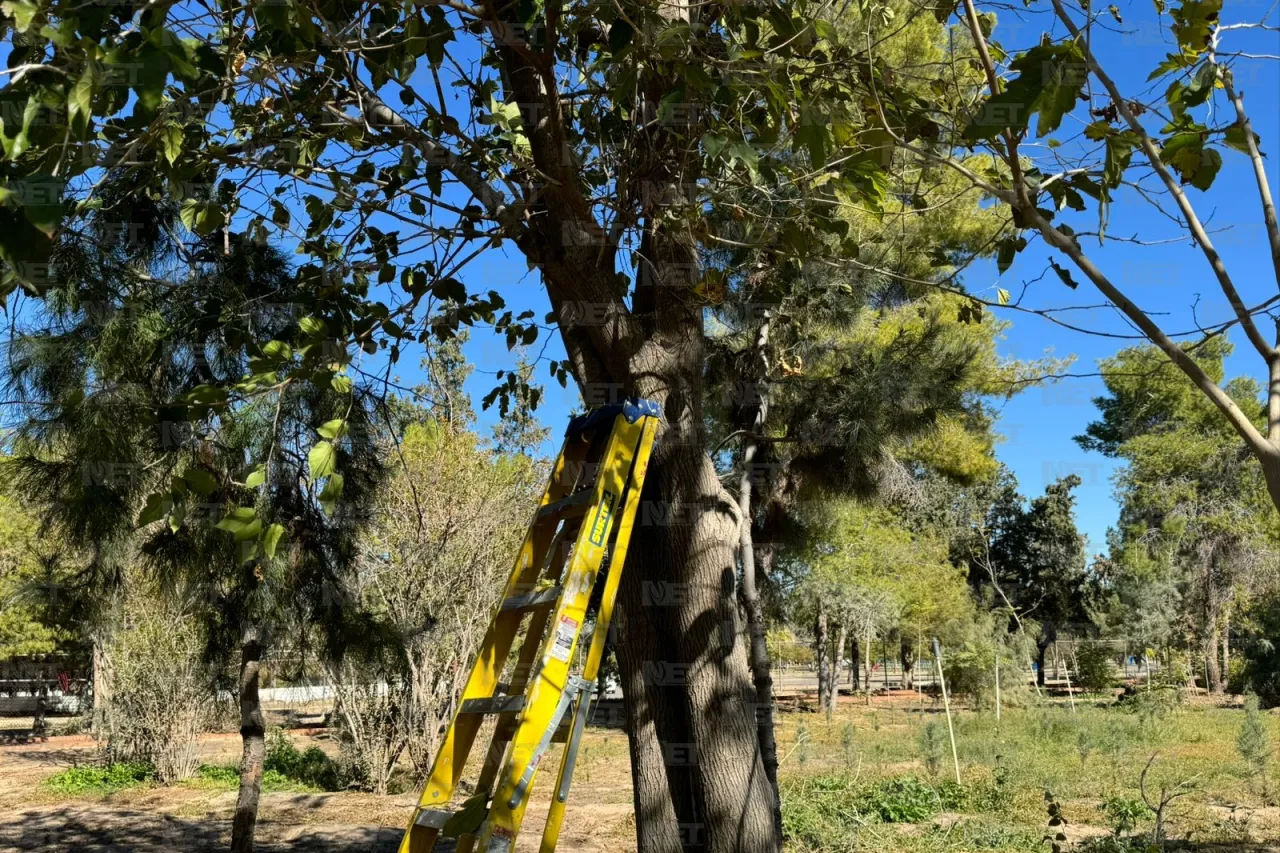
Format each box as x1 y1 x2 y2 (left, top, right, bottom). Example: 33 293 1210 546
0 730 637 853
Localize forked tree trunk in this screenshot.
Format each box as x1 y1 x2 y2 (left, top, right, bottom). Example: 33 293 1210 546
231 628 265 853
832 622 848 716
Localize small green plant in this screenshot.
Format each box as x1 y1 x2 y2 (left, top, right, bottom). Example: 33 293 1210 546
794 722 810 766
1043 788 1069 853
41 762 155 795
856 776 938 823
840 721 856 767
1237 693 1272 799
1077 725 1095 770
918 720 946 779
1101 795 1152 836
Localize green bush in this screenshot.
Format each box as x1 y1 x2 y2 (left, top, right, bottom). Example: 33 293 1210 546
1074 642 1118 693
187 731 343 794
42 762 155 795
1239 596 1280 708
264 730 341 791
857 776 940 823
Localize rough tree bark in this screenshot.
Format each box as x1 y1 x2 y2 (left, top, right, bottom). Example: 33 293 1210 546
901 637 915 691
832 623 848 716
734 315 782 841
850 638 860 693
231 627 265 853
815 601 831 715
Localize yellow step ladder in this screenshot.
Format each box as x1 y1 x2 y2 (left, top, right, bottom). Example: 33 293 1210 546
398 398 661 853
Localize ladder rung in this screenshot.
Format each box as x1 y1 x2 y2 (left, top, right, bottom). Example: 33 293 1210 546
414 808 452 829
537 490 593 521
500 586 562 613
460 695 526 715
497 716 573 744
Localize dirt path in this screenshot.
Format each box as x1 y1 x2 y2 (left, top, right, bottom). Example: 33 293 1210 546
0 734 635 853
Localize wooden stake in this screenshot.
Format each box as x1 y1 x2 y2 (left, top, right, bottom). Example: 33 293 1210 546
994 652 1001 725
932 637 962 785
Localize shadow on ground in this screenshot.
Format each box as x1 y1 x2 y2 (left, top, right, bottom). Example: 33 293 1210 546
0 807 408 852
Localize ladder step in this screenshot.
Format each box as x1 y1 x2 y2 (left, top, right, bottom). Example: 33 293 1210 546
497 716 573 744
460 695 527 715
500 586 562 613
536 490 593 521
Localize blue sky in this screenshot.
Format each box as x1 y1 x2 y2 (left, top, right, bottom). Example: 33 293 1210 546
441 0 1280 556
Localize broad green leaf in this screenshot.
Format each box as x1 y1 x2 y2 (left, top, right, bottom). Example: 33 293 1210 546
964 42 1087 141
159 123 185 165
138 492 169 526
262 523 285 559
1 0 38 32
244 467 266 489
308 440 337 480
1169 0 1222 55
67 66 95 137
180 200 225 236
319 473 344 515
182 467 218 495
317 418 347 440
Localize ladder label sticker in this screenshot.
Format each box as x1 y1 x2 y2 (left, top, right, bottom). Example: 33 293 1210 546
549 615 580 662
589 489 617 546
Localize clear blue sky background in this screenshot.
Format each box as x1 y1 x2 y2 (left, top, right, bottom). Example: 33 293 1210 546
439 0 1280 558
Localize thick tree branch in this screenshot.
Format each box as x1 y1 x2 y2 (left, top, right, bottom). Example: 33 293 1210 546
1047 0 1276 364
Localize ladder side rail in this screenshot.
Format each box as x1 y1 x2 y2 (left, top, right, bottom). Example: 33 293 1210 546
476 412 647 851
537 414 659 853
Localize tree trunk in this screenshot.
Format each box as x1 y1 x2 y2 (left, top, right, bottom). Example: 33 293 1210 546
737 436 782 842
1206 625 1223 695
850 638 860 692
616 437 779 853
832 622 848 716
1222 615 1230 689
231 629 265 853
863 627 874 705
814 601 831 715
901 637 915 691
1036 641 1048 688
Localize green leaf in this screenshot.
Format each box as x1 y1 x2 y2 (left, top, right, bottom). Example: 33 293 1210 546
331 374 353 394
308 440 337 480
299 316 326 336
318 473 344 515
1170 0 1222 55
997 288 1011 306
964 42 1087 141
2 0 38 32
1161 131 1221 190
262 523 285 559
67 65 95 137
159 123 185 165
316 418 347 440
1224 122 1261 154
14 175 65 236
244 467 266 489
182 467 218 495
180 200 225 236
168 502 186 533
138 492 170 526
996 235 1027 274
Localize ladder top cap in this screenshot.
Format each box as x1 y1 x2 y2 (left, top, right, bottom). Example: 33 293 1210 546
565 398 661 437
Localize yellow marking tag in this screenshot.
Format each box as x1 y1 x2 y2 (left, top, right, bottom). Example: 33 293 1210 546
589 489 616 546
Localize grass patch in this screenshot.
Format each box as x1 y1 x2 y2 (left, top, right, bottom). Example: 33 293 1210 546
41 762 155 795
